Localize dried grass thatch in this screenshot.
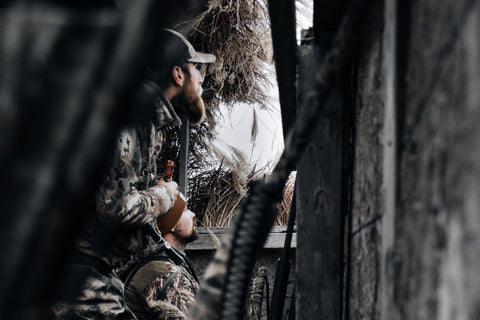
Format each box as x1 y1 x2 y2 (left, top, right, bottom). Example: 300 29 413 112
275 171 296 226
188 164 247 227
188 0 272 108
187 142 254 227
188 157 295 227
172 0 286 227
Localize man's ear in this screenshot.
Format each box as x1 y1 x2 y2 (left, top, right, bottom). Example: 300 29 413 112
171 66 185 87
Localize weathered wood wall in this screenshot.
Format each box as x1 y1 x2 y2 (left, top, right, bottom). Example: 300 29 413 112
391 0 480 318
345 0 480 319
346 0 394 318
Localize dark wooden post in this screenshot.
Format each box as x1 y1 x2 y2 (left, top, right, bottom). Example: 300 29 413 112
296 43 343 320
178 114 190 195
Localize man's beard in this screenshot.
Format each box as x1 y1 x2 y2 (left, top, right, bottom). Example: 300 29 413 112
177 226 199 246
172 88 205 126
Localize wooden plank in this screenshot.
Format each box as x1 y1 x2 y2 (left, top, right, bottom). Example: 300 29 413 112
346 1 396 318
195 226 294 234
296 44 343 320
185 227 297 251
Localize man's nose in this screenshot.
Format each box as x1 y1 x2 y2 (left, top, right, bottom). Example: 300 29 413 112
196 67 204 84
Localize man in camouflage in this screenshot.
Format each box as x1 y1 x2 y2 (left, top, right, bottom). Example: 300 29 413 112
123 208 200 320
51 29 215 319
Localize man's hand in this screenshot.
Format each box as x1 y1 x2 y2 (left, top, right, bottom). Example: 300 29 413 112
156 179 180 200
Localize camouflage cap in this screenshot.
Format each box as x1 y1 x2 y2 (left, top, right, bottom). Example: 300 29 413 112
150 29 216 70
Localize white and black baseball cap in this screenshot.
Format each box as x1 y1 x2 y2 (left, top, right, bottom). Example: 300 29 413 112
150 28 216 70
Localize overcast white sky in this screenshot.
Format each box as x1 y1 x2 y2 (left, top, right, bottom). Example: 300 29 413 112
216 74 283 169
215 1 313 170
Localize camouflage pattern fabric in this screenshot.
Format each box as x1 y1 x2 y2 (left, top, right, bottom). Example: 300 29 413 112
124 246 199 320
51 264 135 320
77 82 183 269
51 82 183 319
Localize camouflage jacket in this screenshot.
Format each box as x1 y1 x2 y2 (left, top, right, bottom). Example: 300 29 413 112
124 244 199 320
76 81 182 269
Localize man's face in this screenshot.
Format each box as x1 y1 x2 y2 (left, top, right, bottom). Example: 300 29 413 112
172 209 199 245
173 62 206 126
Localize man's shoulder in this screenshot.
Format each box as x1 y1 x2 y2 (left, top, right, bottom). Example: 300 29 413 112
138 256 177 277
142 255 196 285
142 258 198 301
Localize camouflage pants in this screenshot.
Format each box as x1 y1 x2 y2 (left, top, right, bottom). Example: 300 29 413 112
51 263 137 320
